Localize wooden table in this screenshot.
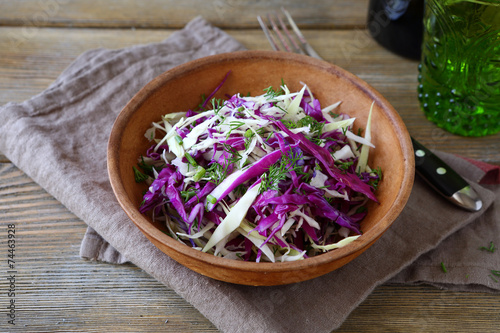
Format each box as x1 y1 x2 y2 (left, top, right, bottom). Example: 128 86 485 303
1 1 499 332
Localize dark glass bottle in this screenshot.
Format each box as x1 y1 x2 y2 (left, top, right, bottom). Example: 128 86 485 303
367 0 424 60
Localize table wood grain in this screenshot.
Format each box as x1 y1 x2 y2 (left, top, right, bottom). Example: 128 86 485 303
0 0 369 29
0 1 499 332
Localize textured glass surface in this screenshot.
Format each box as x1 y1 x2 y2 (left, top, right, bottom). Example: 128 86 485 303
418 0 500 136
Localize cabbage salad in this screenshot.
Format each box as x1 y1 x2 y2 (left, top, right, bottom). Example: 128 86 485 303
134 75 381 262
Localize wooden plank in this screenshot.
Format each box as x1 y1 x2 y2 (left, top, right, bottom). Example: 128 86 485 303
0 163 218 332
1 27 498 165
341 285 500 332
0 0 369 29
1 163 499 332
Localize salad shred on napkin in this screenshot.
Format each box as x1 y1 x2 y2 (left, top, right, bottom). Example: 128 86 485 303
134 75 381 262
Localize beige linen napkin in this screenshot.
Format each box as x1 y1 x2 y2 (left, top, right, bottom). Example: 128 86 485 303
0 17 498 333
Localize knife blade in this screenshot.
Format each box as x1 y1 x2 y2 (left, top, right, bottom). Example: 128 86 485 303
411 137 482 212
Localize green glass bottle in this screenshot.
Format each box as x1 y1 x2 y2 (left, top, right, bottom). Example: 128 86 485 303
418 0 500 136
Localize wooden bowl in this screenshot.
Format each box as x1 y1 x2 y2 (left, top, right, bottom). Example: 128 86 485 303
108 50 414 286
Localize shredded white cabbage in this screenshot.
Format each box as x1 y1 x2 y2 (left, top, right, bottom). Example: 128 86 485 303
137 82 381 262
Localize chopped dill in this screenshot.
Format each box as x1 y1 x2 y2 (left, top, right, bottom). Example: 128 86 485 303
489 270 500 282
281 116 324 135
133 166 149 183
138 156 155 174
263 82 285 100
197 93 207 110
244 135 254 151
222 143 243 166
324 196 334 204
233 184 247 197
205 162 229 186
479 241 496 253
369 167 383 189
281 115 326 145
227 120 246 138
211 98 225 118
335 160 354 172
259 150 303 193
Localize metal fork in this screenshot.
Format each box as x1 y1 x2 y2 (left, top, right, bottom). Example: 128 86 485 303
257 9 483 212
257 7 322 60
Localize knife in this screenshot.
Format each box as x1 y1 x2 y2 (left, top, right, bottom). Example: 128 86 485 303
411 137 482 212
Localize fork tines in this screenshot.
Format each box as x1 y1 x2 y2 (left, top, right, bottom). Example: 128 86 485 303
257 7 322 60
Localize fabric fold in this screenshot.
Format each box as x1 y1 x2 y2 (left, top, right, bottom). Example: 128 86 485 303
0 16 498 333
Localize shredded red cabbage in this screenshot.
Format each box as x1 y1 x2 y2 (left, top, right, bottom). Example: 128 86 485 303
134 76 381 262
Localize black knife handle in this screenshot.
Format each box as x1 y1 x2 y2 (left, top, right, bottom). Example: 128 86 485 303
411 137 468 197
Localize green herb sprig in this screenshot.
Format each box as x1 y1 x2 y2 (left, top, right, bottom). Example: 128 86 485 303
489 270 500 283
227 121 246 138
211 98 225 118
259 150 303 193
205 162 229 186
479 241 496 253
133 166 149 183
369 167 383 189
281 116 324 136
263 83 285 100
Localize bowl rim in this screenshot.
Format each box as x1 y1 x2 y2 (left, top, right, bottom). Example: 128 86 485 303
107 50 415 275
